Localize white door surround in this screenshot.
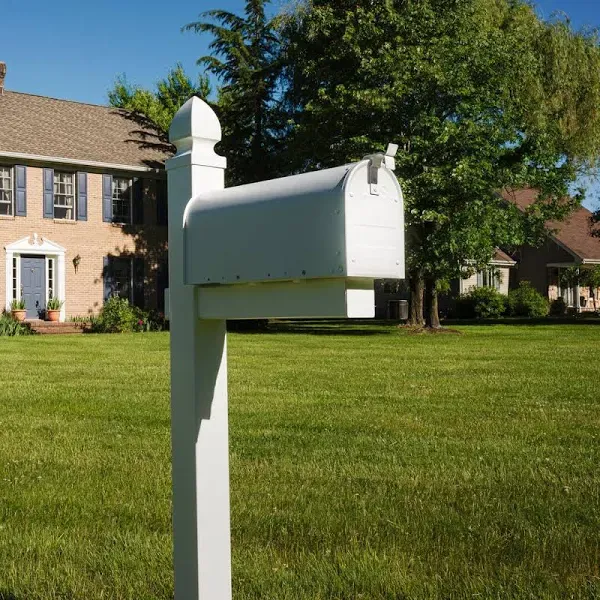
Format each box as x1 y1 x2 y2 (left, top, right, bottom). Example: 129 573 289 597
5 234 66 321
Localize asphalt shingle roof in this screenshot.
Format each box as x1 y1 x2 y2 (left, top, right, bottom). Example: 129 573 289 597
0 91 169 169
503 187 600 261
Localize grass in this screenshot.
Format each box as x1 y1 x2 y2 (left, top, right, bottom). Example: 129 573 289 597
0 324 599 599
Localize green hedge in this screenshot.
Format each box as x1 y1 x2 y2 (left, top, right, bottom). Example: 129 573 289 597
507 281 549 317
454 286 507 319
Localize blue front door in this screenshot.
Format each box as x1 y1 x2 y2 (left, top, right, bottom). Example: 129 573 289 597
21 255 45 319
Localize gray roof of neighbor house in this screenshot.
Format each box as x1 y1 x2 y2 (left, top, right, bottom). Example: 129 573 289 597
492 248 516 265
503 188 600 262
0 91 170 170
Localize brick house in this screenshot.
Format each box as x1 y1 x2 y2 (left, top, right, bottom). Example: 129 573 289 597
0 82 169 321
505 188 600 312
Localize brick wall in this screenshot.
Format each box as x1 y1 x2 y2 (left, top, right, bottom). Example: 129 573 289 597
0 165 167 318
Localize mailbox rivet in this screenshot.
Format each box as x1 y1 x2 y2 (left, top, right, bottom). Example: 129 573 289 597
236 275 240 280
396 260 400 265
302 270 306 275
338 266 344 272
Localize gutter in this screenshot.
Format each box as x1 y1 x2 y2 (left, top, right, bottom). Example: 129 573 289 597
0 150 165 174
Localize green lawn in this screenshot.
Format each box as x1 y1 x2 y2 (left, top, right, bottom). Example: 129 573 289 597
0 325 599 600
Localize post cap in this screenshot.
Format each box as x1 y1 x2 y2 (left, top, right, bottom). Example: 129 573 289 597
169 96 222 145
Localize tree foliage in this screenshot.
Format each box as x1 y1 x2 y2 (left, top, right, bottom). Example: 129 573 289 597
280 0 600 326
108 64 211 153
183 0 286 185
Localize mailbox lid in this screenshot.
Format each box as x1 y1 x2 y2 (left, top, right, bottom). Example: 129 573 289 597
344 161 404 280
185 165 353 285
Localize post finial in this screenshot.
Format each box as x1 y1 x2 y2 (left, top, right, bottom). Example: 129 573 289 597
168 96 226 169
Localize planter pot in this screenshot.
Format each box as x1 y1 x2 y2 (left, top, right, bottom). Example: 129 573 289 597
46 310 60 322
11 309 26 322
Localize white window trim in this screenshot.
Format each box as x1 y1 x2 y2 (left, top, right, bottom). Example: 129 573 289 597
5 235 66 321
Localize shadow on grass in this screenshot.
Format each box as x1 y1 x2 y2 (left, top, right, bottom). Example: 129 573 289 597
0 592 21 600
228 319 401 336
442 317 600 326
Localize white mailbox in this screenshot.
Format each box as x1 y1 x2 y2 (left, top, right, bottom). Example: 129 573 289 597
166 97 407 600
184 154 404 319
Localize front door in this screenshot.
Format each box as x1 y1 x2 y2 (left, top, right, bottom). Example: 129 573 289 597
21 255 45 319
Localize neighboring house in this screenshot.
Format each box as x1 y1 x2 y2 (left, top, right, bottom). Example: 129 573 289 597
376 249 516 319
455 248 516 296
504 188 600 312
0 77 169 321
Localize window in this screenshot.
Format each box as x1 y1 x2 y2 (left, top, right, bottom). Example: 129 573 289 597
48 258 55 300
0 166 13 216
54 172 75 220
107 257 132 301
104 255 145 308
112 177 132 223
12 257 17 300
479 268 502 290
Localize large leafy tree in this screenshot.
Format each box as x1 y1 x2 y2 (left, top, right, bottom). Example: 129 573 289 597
108 64 211 154
184 0 286 185
282 0 600 326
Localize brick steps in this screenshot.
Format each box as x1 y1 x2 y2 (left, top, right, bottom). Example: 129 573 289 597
26 320 86 335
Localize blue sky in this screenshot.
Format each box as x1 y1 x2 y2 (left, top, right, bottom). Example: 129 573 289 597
2 0 600 206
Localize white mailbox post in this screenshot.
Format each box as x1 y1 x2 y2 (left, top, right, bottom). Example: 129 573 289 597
166 97 404 600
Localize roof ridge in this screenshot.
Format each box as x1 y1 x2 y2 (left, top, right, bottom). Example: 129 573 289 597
2 89 115 110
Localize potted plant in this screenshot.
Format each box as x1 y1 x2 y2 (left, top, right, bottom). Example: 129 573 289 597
10 298 26 322
46 297 63 322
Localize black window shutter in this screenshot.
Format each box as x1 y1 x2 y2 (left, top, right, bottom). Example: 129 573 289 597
102 175 113 222
103 256 113 302
133 257 145 308
156 179 168 226
77 172 87 221
132 177 144 225
14 165 26 216
43 168 54 218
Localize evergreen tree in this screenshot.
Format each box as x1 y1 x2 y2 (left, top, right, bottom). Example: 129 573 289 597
184 0 286 185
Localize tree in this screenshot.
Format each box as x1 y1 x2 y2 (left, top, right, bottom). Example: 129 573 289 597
108 64 211 154
184 0 286 185
281 0 600 327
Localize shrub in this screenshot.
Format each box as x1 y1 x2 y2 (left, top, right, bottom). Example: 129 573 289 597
549 297 567 316
0 313 33 336
454 287 507 319
90 298 167 333
93 296 141 333
507 281 549 317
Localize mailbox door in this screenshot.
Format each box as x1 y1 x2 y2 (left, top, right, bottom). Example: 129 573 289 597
344 162 404 280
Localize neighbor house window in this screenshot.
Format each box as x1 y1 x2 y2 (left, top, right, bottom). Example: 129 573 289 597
479 268 501 291
0 166 13 216
112 177 132 223
54 172 75 220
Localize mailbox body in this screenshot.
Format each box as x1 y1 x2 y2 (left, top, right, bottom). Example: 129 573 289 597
183 159 404 319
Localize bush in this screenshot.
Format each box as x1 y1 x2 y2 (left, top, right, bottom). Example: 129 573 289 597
549 297 567 316
93 296 142 333
90 298 168 333
454 287 507 319
507 281 549 317
0 313 33 336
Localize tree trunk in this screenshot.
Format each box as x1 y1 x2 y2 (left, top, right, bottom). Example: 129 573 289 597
408 271 425 327
424 277 441 329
